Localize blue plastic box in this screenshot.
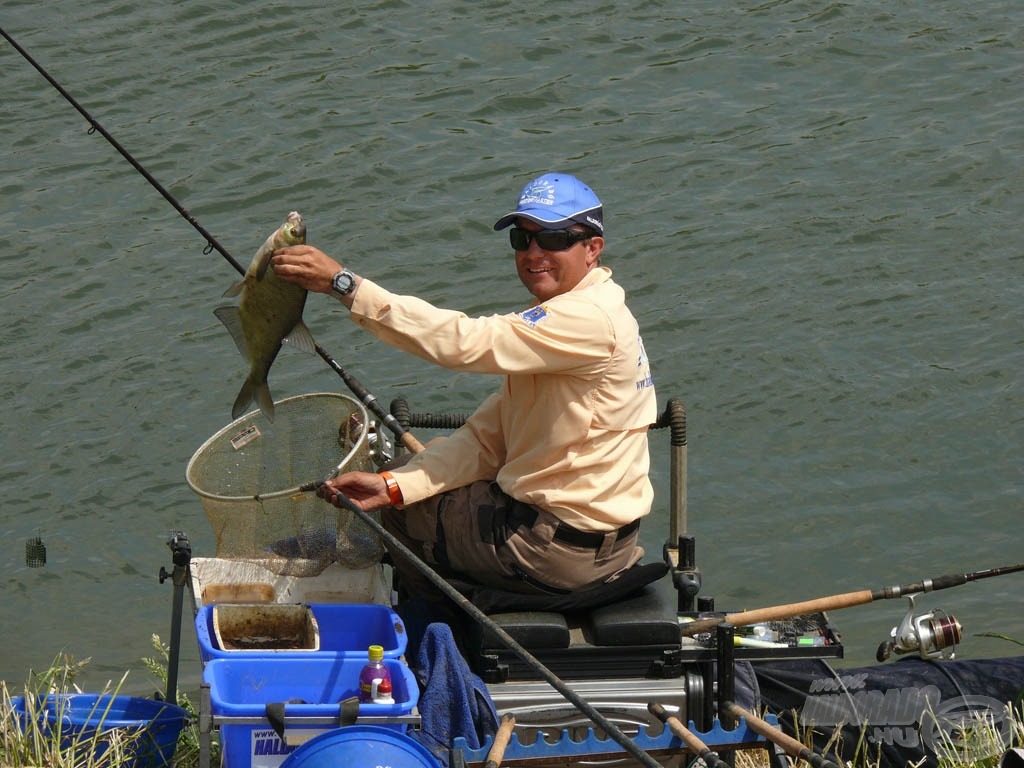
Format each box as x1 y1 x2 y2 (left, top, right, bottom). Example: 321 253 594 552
195 603 407 662
204 657 419 768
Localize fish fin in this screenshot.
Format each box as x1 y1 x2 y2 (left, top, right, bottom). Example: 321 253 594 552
214 306 250 359
231 377 275 422
282 321 317 355
222 279 245 298
254 249 274 281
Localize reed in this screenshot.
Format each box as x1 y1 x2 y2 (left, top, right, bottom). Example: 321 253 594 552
733 701 1024 768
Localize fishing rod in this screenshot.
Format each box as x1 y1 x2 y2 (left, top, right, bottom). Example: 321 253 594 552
721 702 841 768
315 344 424 453
1 24 424 453
681 562 1024 637
646 703 732 768
483 714 516 768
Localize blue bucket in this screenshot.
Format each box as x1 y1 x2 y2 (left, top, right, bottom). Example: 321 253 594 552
281 726 441 768
11 694 189 768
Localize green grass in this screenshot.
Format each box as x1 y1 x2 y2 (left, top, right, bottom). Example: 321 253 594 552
734 696 1024 768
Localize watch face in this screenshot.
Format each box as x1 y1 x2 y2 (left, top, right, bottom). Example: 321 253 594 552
332 271 354 295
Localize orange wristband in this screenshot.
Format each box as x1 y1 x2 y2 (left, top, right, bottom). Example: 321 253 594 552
379 471 404 507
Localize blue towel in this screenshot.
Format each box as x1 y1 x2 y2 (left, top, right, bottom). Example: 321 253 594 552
410 622 499 767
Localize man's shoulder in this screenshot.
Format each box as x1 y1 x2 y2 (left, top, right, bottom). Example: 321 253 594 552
557 268 623 306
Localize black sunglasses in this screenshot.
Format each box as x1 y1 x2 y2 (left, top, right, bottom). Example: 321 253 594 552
509 226 592 252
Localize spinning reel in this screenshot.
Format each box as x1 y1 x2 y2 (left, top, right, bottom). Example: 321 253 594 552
876 593 962 662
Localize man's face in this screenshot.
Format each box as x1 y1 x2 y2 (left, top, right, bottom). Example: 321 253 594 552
513 218 604 302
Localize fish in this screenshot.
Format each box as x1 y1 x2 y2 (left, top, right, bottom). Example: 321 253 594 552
214 211 314 422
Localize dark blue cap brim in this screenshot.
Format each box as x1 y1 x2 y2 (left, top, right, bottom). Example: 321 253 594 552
493 205 603 232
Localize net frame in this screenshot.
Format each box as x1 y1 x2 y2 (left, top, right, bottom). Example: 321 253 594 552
186 392 382 576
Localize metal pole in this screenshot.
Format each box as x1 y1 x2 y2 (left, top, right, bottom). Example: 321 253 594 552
158 531 192 704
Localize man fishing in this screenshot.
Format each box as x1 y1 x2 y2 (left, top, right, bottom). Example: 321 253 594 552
272 173 657 601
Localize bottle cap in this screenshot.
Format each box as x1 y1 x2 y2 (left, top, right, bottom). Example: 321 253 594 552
367 644 384 662
373 676 394 703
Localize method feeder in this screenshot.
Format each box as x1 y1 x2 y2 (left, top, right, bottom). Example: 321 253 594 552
681 563 1024 638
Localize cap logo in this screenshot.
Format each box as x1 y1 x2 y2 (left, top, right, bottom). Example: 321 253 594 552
519 179 557 207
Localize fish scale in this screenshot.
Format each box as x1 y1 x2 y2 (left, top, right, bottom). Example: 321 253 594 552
214 211 315 422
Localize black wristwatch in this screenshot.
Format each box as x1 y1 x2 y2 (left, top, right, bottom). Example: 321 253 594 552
330 268 357 297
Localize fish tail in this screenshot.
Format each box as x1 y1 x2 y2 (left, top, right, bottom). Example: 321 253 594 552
256 382 276 422
232 376 276 422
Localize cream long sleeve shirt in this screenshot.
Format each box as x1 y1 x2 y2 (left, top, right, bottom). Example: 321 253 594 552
348 266 657 531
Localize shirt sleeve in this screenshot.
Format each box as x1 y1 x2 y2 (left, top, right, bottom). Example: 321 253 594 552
387 390 507 504
349 279 615 377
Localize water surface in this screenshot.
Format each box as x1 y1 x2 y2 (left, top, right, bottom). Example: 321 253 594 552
1 1 1021 690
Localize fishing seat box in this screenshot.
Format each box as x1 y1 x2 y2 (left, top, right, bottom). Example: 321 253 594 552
468 581 683 683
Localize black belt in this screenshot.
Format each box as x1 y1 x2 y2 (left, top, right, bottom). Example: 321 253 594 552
511 502 640 550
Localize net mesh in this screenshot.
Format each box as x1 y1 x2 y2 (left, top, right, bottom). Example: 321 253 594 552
186 393 383 577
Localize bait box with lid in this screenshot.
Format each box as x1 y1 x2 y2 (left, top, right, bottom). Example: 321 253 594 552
196 603 407 663
204 657 418 768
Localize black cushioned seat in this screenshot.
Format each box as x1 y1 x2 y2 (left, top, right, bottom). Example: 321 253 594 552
479 611 570 649
589 581 681 646
451 561 669 615
453 563 681 681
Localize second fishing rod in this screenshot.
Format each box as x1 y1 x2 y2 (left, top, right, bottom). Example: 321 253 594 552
1 23 423 454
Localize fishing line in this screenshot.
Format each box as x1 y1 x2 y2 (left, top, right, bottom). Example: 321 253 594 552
0 25 245 276
1 24 423 451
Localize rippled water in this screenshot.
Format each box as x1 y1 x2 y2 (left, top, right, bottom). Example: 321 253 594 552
1 1 1021 690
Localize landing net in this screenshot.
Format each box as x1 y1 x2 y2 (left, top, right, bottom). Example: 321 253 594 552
186 392 383 577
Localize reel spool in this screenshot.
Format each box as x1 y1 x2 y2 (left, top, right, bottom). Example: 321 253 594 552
876 593 962 662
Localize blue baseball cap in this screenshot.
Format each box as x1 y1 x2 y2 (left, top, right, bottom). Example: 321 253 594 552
493 173 604 234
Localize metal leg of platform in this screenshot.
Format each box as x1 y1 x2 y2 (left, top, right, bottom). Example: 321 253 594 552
199 681 213 768
716 623 737 767
766 741 790 768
